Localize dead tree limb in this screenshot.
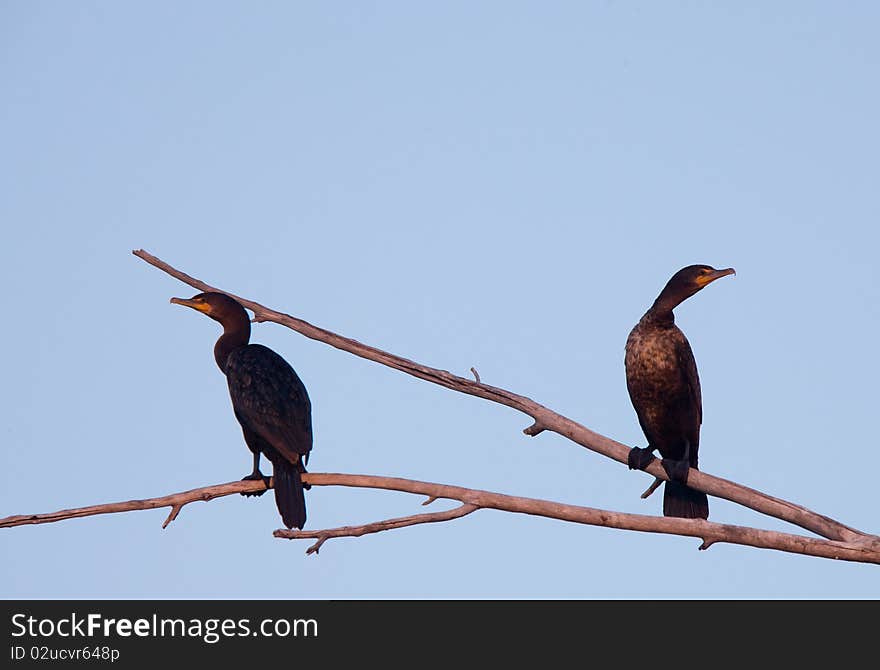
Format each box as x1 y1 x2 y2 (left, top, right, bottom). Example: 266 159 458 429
132 249 877 548
0 479 268 529
3 474 878 564
278 474 880 563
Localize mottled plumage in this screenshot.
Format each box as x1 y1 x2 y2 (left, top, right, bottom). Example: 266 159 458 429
625 264 734 519
171 292 313 529
625 314 701 466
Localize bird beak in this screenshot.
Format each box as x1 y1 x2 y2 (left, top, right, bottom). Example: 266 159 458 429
170 297 210 314
696 267 736 288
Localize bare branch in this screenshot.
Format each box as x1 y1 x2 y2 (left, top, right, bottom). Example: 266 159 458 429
275 503 479 555
5 473 879 564
470 367 481 383
0 479 268 529
132 249 874 545
298 473 880 563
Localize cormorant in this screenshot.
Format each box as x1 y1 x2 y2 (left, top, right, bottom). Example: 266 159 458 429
625 264 735 519
171 292 312 529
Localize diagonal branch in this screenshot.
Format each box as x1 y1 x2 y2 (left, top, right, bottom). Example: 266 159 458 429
3 473 879 564
132 249 875 545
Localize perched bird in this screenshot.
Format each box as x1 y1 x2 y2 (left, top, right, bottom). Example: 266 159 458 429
171 292 312 529
625 265 735 519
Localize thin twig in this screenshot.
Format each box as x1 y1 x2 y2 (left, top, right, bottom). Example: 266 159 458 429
470 367 481 383
0 479 268 529
641 477 663 499
132 249 874 545
162 504 183 529
275 503 479 555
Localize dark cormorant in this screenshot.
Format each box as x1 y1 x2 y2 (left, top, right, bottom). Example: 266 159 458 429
171 292 312 529
625 265 735 519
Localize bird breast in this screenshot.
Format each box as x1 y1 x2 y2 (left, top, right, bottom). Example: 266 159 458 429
624 322 688 399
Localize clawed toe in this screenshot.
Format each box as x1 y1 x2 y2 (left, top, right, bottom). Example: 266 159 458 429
240 472 270 497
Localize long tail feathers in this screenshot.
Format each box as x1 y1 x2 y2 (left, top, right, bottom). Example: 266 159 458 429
663 480 709 519
273 458 307 529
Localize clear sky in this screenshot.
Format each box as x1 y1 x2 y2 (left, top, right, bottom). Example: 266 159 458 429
2 2 878 598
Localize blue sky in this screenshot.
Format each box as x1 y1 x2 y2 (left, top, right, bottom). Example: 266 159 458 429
2 2 878 598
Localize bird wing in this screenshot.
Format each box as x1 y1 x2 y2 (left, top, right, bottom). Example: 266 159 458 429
674 331 702 466
225 344 313 465
675 335 702 425
624 373 662 449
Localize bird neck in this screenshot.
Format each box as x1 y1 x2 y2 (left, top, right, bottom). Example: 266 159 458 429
214 316 251 372
651 282 698 317
645 299 677 326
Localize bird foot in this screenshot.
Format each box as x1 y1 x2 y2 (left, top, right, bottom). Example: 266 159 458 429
628 446 656 471
299 465 311 490
240 471 270 497
661 458 690 485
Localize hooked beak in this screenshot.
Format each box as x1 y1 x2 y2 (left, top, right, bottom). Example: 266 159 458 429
696 267 736 288
170 297 210 314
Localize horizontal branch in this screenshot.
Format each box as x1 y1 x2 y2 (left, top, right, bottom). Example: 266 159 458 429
0 479 268 529
4 473 877 564
283 474 880 563
133 249 877 547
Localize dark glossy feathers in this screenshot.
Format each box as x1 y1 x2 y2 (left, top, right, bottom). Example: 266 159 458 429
225 343 313 466
171 291 314 529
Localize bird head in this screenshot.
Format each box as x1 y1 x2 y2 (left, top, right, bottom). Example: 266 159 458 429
654 264 736 311
170 291 248 325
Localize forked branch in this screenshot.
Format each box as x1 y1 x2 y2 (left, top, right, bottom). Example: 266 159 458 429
3 474 878 564
132 249 877 547
278 502 480 555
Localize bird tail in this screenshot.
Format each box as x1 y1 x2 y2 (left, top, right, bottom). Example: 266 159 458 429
663 480 709 519
273 458 307 529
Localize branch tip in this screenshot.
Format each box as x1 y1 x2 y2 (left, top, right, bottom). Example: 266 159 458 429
306 537 326 555
422 496 438 506
470 367 481 383
523 421 545 437
640 478 663 499
162 504 183 529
